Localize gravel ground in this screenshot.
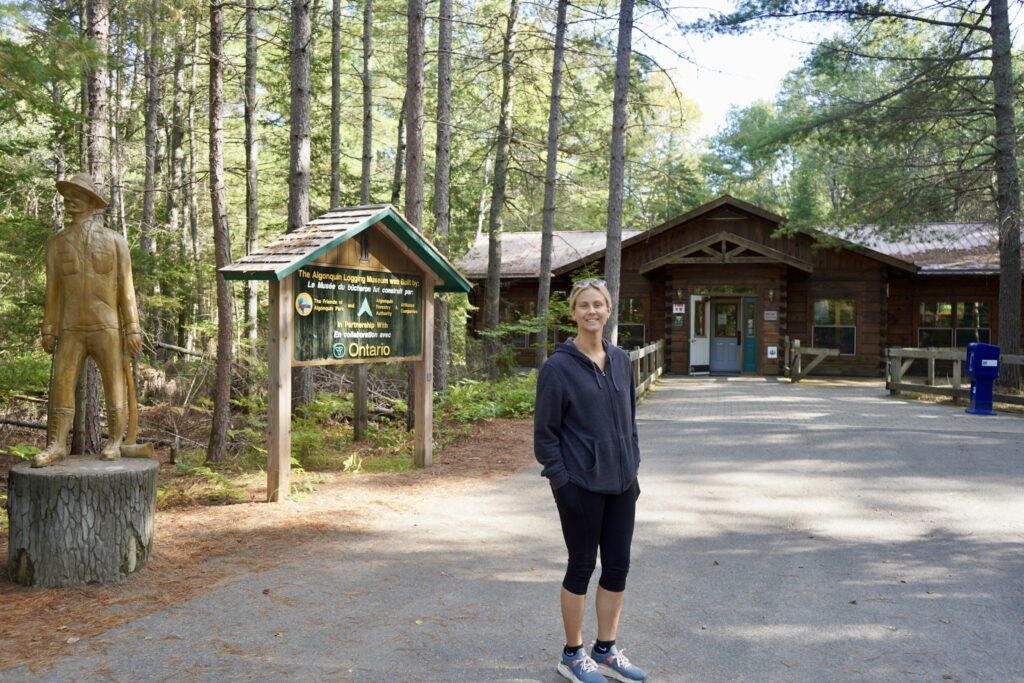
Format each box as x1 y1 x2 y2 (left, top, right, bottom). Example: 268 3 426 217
3 377 1023 682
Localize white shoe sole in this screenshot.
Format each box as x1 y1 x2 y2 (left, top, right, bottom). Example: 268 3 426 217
597 663 646 682
558 662 603 683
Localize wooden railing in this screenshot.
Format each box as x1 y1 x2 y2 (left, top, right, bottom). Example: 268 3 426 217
886 346 1024 406
783 337 839 382
629 339 665 398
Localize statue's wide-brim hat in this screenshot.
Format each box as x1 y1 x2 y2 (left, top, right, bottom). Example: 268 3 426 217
56 172 108 208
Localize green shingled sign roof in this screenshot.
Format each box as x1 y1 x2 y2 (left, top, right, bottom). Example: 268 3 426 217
219 204 472 293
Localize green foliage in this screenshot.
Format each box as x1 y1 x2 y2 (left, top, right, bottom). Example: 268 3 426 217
288 456 330 501
342 452 363 473
0 351 51 398
0 213 50 367
157 456 248 508
144 370 538 508
702 10 1004 231
0 444 40 460
439 372 536 422
290 391 360 470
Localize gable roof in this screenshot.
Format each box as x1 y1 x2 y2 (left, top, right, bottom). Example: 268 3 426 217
639 231 815 274
458 230 644 279
551 195 791 276
220 204 471 293
638 194 787 243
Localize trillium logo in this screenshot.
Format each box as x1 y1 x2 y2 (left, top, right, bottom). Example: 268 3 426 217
332 342 346 359
295 292 314 316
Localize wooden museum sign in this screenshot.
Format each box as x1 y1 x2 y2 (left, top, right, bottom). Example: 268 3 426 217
221 205 471 502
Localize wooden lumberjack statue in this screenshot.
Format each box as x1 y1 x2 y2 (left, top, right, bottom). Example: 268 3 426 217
33 173 152 467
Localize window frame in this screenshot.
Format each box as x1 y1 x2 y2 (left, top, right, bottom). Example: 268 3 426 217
812 298 857 356
916 300 992 348
500 298 536 349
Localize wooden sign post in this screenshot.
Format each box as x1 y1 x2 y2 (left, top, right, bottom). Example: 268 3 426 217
221 205 470 502
267 275 293 502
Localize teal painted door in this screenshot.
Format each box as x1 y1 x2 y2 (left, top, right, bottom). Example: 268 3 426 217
742 297 758 372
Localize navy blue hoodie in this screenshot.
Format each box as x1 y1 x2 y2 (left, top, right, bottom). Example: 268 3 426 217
534 338 640 494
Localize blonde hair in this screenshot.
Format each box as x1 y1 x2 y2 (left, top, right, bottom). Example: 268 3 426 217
569 279 612 312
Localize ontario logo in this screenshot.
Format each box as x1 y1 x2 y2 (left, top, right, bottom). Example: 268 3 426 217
332 342 347 359
295 292 314 316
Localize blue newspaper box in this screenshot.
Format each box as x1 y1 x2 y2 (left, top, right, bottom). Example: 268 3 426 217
965 342 1000 415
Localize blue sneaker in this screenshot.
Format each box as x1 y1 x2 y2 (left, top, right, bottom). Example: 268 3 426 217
591 645 647 682
558 648 608 683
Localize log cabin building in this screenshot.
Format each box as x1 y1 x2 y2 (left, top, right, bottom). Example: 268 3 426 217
458 196 1016 376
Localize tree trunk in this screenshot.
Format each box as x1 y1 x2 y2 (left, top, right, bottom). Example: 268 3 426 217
7 458 159 588
141 0 160 257
483 0 520 380
432 0 452 392
168 16 187 348
330 0 342 207
390 91 407 207
207 0 233 464
476 154 490 240
361 0 373 205
75 0 109 456
167 21 185 253
535 0 568 367
290 0 315 408
602 0 634 346
990 0 1021 388
405 0 426 229
86 0 108 192
354 0 374 441
47 1 67 233
79 73 88 179
187 18 201 351
244 0 260 347
405 0 426 430
141 0 162 348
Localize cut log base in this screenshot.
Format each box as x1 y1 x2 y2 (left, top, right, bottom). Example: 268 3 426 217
6 457 158 588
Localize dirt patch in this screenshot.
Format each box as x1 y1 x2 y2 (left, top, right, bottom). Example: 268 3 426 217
0 417 535 673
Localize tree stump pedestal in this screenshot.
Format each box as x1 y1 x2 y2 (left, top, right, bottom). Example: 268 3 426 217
6 457 158 588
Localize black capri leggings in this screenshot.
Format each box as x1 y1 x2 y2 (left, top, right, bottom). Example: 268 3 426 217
554 480 639 595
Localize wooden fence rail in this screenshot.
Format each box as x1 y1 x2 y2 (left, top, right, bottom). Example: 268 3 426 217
629 339 665 398
783 337 839 382
886 346 1024 406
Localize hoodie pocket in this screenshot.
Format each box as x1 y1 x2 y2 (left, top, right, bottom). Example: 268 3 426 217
577 437 626 492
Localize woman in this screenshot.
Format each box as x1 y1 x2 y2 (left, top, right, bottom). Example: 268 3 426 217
534 278 647 683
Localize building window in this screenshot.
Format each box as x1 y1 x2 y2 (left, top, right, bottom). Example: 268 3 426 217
812 299 856 355
618 297 646 350
502 299 536 348
917 301 990 347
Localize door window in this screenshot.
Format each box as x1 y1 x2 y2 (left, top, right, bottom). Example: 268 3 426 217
714 303 738 337
694 301 707 337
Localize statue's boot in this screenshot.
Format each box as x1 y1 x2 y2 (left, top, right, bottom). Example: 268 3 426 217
32 407 74 468
100 403 128 461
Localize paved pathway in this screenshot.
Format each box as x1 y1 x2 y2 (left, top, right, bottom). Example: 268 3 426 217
6 377 1024 682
